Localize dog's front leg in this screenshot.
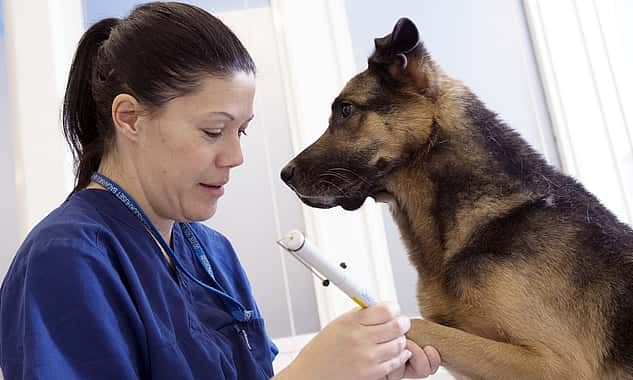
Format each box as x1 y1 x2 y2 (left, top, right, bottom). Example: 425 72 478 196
406 319 590 380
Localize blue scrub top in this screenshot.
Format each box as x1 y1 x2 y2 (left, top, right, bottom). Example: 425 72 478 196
0 189 278 379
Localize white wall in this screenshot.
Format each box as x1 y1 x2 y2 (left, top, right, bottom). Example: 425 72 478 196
524 0 633 224
613 0 633 66
0 30 19 281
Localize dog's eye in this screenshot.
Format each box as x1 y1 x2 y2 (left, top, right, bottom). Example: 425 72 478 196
341 103 354 119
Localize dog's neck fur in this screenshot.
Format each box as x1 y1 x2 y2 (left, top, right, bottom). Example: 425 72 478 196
385 82 555 283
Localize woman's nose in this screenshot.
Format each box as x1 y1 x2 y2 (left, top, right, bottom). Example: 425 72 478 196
217 139 244 168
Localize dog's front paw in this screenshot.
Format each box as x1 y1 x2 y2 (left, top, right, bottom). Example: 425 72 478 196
406 318 434 346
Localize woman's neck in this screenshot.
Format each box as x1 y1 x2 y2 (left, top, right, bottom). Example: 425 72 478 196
87 163 175 246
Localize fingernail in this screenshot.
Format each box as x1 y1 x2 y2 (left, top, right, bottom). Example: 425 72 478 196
398 316 411 332
405 350 412 359
387 302 401 316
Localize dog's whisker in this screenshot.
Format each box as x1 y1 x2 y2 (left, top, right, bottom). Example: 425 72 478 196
286 183 328 200
318 179 346 197
329 167 371 186
319 172 353 185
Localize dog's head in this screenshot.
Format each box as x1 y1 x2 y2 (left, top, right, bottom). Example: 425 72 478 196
281 18 441 210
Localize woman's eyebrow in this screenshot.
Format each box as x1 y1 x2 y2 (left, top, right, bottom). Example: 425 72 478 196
202 112 255 122
202 111 234 120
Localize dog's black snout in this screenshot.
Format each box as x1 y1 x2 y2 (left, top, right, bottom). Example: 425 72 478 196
280 163 296 183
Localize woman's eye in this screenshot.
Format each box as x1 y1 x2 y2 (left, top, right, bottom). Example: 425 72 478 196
238 129 248 138
204 130 222 139
341 103 354 118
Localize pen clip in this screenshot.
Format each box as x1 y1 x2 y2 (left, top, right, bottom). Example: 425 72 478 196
277 240 330 286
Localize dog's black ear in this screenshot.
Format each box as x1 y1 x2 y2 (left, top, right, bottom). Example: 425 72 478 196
373 18 420 60
370 18 436 97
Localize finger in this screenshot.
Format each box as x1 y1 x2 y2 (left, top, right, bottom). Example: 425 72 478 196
365 315 410 343
386 363 405 380
423 345 441 374
375 349 412 379
403 340 432 378
374 335 407 363
357 302 400 326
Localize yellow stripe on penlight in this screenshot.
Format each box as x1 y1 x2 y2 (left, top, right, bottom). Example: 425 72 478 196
352 297 367 308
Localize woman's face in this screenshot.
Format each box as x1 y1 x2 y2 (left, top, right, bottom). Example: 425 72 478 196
134 72 256 222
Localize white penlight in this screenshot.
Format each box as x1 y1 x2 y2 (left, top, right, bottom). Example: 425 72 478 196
277 230 378 308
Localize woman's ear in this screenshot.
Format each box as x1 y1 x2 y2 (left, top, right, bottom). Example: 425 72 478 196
111 94 142 142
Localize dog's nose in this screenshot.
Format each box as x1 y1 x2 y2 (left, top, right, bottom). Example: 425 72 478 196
280 163 296 183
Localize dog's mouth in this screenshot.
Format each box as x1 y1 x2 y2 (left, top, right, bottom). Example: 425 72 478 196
287 182 392 211
286 183 369 210
281 156 395 211
301 194 367 211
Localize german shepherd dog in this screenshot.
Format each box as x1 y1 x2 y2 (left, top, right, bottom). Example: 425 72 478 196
280 18 633 380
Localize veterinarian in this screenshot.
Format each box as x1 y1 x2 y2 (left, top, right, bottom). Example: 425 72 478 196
0 2 440 379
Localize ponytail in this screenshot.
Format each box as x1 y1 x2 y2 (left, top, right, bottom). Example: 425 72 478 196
63 18 120 194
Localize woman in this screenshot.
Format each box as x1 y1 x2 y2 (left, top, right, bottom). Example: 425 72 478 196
0 2 440 379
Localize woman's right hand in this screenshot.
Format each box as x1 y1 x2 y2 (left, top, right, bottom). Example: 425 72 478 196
274 302 415 380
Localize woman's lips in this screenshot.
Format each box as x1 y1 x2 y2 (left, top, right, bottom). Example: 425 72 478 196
200 183 225 197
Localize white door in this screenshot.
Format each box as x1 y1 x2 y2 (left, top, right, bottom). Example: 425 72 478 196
205 7 323 371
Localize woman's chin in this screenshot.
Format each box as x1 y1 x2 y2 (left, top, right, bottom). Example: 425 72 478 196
184 202 218 222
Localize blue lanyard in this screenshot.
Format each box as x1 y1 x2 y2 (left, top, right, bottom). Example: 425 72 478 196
90 172 253 322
